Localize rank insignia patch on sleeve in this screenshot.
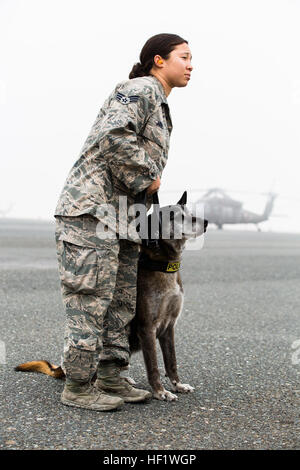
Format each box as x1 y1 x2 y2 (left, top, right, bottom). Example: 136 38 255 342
116 92 140 105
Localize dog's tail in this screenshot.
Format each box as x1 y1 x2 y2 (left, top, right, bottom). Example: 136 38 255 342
15 360 65 379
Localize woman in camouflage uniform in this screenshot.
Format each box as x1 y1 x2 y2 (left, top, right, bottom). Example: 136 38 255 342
55 33 193 411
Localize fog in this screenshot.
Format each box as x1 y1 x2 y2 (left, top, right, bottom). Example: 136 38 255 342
1 0 299 232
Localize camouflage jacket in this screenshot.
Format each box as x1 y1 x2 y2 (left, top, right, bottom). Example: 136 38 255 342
55 75 172 233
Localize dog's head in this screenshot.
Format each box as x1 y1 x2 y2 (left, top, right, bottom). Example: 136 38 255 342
147 191 208 256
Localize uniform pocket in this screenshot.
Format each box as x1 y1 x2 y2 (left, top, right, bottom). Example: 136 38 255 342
143 122 165 149
61 241 99 294
142 112 169 150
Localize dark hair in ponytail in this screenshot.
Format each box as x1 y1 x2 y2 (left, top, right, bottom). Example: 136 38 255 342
129 33 188 79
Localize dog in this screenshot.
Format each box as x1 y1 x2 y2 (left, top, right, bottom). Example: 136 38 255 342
15 191 207 401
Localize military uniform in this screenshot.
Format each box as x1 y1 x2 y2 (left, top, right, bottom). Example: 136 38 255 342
55 75 172 383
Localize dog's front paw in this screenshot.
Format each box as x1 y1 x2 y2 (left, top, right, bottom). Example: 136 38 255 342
153 389 178 401
172 382 195 393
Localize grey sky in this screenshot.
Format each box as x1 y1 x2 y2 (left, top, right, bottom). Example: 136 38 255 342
1 0 299 231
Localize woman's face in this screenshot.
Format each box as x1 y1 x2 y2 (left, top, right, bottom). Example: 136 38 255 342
161 43 193 88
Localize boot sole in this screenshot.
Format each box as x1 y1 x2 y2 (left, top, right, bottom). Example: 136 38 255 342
61 397 123 411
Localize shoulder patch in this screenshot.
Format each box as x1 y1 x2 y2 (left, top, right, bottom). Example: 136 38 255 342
116 92 140 105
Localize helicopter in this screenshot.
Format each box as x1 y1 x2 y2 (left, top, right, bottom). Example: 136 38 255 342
0 202 14 218
194 188 277 231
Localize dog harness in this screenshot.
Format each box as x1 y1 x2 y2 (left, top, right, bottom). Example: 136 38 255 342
138 252 181 273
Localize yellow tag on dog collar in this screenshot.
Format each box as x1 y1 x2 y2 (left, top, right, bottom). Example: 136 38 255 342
166 262 180 272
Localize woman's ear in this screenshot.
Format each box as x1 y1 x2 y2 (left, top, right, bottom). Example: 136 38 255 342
154 55 164 67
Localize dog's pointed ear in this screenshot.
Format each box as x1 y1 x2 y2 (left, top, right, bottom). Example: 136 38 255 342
177 191 187 206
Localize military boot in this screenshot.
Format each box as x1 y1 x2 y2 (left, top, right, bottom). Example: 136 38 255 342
95 361 152 403
61 378 124 411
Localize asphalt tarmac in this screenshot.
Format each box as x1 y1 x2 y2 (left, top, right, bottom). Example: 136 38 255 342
1 218 300 450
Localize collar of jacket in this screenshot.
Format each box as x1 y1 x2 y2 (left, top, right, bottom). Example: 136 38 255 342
138 252 181 273
148 75 168 105
146 76 173 133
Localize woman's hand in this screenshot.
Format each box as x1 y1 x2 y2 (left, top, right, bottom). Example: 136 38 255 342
146 176 161 195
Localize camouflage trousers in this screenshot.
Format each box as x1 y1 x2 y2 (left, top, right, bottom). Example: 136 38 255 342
55 215 140 383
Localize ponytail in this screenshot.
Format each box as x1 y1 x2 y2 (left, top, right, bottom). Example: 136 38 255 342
129 62 148 79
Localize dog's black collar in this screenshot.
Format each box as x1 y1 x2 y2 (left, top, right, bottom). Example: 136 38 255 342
138 252 180 273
